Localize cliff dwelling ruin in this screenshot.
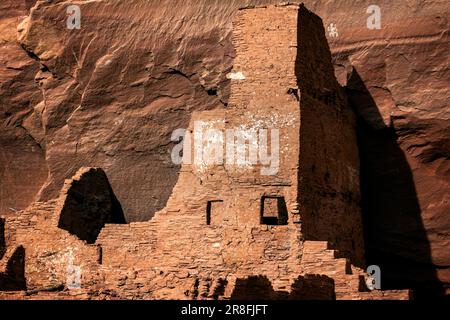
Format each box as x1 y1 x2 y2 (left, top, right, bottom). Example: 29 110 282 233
0 4 412 300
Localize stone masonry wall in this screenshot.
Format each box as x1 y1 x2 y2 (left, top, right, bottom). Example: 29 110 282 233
295 7 365 266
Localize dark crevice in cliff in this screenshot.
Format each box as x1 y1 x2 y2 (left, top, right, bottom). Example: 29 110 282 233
166 68 228 107
20 44 55 79
17 124 44 152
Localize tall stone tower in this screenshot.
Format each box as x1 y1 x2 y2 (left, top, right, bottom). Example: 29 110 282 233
158 2 364 272
228 3 365 266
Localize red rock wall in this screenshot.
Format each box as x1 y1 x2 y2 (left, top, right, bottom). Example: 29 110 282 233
8 0 285 222
0 0 47 216
0 5 410 301
310 0 450 292
0 0 448 295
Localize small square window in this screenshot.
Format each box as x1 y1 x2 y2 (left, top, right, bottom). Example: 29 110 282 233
206 200 224 225
260 196 288 225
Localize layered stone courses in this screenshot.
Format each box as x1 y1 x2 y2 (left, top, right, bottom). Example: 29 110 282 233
0 4 410 300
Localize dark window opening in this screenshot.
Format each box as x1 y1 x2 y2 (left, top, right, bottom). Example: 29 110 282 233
0 218 5 260
207 88 218 96
97 246 103 265
40 64 49 72
261 196 288 225
57 168 126 244
206 200 224 225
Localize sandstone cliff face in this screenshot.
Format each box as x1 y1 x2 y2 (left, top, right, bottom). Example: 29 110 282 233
0 0 448 294
318 0 450 293
0 0 47 215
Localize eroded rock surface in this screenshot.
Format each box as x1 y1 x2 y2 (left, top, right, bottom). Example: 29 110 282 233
0 5 411 300
0 0 448 295
0 0 47 215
